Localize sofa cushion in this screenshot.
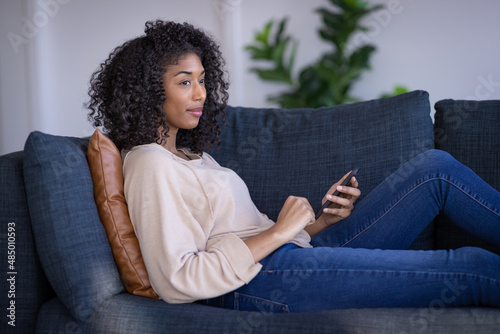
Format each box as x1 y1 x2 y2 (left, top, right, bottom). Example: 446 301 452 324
87 129 158 299
23 131 123 321
36 293 500 334
434 99 500 252
209 90 434 222
434 99 500 191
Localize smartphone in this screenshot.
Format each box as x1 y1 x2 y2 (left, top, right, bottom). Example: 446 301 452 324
315 167 360 220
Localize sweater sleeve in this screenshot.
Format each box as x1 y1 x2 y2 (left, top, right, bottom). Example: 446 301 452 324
123 146 262 303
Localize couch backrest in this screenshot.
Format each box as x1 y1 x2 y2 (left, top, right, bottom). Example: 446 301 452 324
435 99 500 191
433 99 500 252
209 90 434 222
0 151 55 332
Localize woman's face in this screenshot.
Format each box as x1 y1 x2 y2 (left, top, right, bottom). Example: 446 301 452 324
162 53 206 135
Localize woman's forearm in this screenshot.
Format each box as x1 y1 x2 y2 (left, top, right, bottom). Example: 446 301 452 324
245 195 316 262
244 226 289 263
245 215 327 263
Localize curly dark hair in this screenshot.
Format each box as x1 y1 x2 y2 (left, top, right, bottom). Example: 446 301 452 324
87 20 229 153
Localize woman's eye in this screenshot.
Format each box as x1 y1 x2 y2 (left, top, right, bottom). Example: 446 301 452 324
180 81 190 86
200 78 205 84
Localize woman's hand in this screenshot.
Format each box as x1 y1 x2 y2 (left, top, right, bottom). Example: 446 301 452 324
244 196 315 262
320 171 361 226
305 171 361 237
272 196 316 242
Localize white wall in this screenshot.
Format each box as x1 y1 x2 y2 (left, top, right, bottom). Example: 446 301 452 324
350 0 500 108
0 0 32 155
1 0 500 155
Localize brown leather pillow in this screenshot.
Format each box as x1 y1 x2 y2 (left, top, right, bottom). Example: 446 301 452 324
87 129 159 299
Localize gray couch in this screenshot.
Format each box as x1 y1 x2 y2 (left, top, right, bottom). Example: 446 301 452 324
1 90 499 333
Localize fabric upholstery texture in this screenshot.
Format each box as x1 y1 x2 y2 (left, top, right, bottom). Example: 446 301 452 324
434 99 500 191
209 90 434 222
87 129 158 299
23 132 123 321
434 99 500 253
36 292 500 334
1 91 500 333
0 151 54 332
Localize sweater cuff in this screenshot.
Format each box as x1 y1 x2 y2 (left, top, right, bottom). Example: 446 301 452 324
212 234 262 284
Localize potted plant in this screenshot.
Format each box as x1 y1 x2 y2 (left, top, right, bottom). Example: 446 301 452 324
245 0 407 108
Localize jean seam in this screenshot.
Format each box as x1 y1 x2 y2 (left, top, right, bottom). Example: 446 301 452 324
260 268 500 285
234 292 291 313
341 176 500 247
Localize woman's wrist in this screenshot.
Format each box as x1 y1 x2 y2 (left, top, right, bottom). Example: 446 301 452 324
244 226 288 263
304 215 329 237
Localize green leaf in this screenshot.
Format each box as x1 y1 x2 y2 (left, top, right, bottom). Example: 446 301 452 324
275 17 288 44
244 45 268 59
250 68 291 84
379 85 410 98
271 39 287 65
244 17 296 85
244 0 395 108
255 20 273 45
288 41 298 74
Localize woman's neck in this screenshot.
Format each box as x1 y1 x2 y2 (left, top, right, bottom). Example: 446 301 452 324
163 139 177 153
160 127 178 152
161 132 191 160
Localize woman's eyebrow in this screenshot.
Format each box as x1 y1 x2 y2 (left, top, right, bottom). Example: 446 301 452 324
174 70 191 76
174 70 205 77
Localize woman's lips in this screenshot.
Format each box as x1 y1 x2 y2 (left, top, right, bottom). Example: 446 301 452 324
187 107 203 117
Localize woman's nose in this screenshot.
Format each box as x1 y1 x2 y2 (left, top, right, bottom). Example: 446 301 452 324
193 82 206 102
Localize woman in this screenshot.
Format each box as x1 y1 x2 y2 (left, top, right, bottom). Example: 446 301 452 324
88 20 500 312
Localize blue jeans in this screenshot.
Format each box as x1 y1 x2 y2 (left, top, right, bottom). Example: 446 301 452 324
200 150 500 312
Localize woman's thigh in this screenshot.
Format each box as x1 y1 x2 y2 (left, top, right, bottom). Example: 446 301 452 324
230 245 500 313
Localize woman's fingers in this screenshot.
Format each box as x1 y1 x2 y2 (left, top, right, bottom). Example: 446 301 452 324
325 196 353 209
337 179 361 198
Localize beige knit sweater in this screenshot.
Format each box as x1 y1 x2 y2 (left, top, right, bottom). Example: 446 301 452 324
123 143 311 303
